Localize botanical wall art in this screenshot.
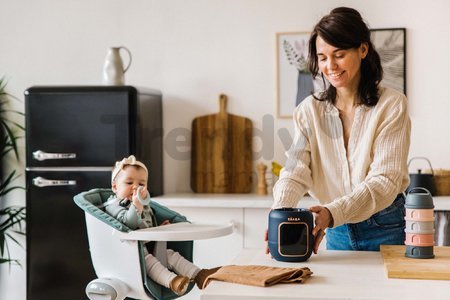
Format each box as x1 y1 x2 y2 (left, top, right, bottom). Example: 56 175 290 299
276 32 324 118
371 28 406 94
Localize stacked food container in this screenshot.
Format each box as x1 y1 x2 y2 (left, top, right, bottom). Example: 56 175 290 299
404 187 435 258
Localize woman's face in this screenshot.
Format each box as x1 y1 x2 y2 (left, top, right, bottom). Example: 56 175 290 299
316 36 368 93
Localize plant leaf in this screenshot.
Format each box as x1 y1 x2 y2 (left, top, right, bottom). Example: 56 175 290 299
0 121 20 159
0 77 26 266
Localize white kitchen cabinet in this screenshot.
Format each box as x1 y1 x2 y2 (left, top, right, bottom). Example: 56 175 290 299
243 208 270 249
166 206 244 268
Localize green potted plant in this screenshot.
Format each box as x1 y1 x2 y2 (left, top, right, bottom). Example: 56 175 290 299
0 77 25 266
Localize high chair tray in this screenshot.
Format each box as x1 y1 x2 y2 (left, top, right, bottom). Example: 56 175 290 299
112 222 234 241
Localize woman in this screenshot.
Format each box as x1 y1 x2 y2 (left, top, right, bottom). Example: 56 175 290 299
271 7 411 253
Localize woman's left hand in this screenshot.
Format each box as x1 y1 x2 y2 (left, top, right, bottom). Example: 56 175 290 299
309 205 333 254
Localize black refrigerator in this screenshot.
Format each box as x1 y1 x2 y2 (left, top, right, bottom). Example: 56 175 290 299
25 86 163 300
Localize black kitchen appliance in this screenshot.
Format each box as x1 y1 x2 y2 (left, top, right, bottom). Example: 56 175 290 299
25 86 163 300
268 208 314 262
407 157 437 196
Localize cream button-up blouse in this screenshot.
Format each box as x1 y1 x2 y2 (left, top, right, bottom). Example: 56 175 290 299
272 86 411 227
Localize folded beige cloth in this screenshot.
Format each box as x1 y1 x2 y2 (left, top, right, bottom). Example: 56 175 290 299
202 265 312 288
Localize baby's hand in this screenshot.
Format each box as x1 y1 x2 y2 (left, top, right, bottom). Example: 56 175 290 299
132 190 144 213
133 186 151 208
160 220 170 226
138 187 148 200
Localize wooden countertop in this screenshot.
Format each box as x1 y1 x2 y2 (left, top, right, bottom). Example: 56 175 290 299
200 248 450 300
154 193 450 211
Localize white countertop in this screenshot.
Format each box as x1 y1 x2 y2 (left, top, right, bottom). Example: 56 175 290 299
200 249 450 300
154 193 450 211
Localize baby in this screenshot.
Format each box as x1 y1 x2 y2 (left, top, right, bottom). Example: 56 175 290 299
105 155 219 296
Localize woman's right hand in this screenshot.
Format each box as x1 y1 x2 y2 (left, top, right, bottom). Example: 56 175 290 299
264 228 270 255
309 205 332 254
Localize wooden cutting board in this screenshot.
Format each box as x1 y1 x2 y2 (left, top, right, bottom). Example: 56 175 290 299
380 245 450 280
191 94 253 193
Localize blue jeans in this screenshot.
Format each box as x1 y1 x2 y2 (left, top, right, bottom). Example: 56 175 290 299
326 194 406 251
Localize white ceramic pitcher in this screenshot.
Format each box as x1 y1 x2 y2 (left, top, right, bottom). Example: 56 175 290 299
102 46 132 85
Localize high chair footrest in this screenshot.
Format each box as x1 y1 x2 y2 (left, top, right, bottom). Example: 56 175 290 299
113 221 234 241
86 278 128 300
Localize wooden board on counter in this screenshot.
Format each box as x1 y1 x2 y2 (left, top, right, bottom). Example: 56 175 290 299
380 245 450 280
191 94 253 193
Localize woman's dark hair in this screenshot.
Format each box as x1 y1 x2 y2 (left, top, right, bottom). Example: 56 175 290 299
308 7 383 106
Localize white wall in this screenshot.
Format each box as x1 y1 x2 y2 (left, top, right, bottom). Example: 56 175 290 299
1 0 449 299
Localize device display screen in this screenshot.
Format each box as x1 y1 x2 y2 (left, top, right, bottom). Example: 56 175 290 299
279 223 308 256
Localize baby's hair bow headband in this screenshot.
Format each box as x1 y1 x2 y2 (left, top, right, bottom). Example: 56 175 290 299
111 155 148 183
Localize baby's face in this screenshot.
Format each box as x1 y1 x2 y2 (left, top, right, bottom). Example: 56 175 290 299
112 165 148 200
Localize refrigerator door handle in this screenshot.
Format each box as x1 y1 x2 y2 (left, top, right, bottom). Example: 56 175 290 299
32 150 77 161
32 176 77 187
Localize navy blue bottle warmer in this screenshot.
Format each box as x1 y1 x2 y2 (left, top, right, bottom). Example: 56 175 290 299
268 208 314 262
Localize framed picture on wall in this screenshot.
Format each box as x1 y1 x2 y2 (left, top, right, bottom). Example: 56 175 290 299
370 28 406 95
276 32 325 118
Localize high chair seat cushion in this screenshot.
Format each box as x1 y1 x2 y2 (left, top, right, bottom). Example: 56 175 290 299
74 188 132 232
74 188 190 228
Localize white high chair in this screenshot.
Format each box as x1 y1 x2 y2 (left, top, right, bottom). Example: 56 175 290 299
74 189 233 300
